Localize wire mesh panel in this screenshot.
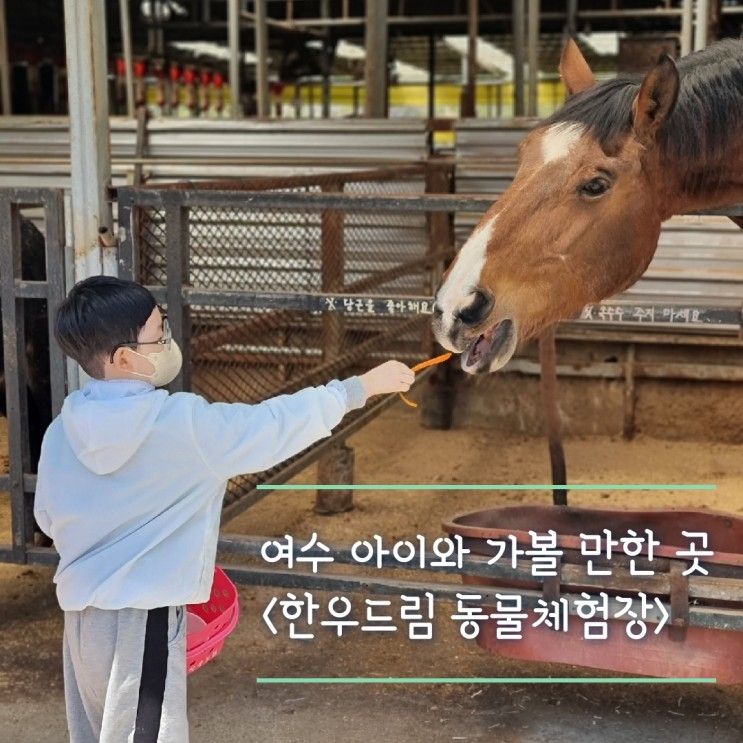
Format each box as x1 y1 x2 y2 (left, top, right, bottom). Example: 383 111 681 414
120 166 452 514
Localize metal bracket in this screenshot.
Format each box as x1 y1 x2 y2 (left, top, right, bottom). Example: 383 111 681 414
668 560 690 642
541 554 562 605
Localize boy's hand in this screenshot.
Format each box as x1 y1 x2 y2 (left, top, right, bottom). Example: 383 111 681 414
360 360 415 397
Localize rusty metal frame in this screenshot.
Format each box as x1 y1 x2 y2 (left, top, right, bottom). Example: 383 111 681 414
215 533 743 634
13 534 743 633
117 165 456 520
143 165 428 193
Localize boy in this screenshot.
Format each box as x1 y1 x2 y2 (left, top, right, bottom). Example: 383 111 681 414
34 275 415 742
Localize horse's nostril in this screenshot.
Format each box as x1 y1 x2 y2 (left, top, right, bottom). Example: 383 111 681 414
433 304 443 318
456 290 493 327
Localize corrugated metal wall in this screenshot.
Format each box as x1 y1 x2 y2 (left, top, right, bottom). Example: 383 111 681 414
0 118 429 188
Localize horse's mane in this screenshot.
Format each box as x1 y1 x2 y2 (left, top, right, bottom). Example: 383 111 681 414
545 38 743 164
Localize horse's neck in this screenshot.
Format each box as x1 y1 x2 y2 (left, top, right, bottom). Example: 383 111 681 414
660 116 743 219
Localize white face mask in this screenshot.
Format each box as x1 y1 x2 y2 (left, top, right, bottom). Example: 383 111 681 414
128 341 183 387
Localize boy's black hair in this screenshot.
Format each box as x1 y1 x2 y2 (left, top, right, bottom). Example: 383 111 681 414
55 275 157 378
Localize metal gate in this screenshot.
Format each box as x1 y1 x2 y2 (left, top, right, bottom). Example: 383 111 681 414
0 188 67 565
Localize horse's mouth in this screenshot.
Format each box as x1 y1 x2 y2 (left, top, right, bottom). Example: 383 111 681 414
461 318 517 374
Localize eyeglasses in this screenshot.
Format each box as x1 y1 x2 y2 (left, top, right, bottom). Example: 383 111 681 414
109 312 172 364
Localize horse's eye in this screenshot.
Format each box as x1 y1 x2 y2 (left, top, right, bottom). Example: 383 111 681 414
579 178 610 198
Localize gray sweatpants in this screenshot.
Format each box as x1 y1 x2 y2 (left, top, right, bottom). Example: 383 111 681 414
63 605 188 743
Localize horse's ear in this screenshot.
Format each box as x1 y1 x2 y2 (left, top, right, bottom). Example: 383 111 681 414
559 38 596 96
632 54 679 144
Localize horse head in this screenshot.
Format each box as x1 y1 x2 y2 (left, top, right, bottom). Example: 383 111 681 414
433 39 683 373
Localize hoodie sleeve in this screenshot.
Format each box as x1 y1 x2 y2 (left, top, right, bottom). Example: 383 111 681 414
191 377 368 481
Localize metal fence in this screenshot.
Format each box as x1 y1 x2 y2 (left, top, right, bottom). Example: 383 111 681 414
0 177 737 657
2 177 741 666
117 164 454 520
0 188 66 564
2 171 741 563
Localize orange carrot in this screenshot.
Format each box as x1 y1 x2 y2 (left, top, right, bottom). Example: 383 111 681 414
410 351 453 373
399 352 453 408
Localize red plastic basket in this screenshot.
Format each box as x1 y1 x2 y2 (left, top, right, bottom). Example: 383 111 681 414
186 567 239 674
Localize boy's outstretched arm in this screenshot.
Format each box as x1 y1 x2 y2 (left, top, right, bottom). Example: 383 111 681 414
191 360 414 481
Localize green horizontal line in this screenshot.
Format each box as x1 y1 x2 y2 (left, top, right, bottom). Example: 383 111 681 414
257 484 716 492
257 677 716 684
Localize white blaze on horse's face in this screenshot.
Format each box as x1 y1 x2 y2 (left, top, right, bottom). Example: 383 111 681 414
432 215 518 374
540 122 585 165
434 215 494 335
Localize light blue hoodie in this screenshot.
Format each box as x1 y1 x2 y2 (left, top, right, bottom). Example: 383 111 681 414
34 376 367 611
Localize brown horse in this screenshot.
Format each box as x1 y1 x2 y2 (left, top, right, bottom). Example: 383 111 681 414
433 38 743 373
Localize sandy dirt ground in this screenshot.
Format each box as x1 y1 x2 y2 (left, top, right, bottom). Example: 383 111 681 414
0 408 742 742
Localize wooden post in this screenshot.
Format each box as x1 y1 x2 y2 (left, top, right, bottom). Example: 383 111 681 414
254 0 270 117
527 0 540 117
315 446 354 515
321 42 332 118
462 0 478 117
427 34 436 121
43 190 68 417
566 0 577 36
512 0 526 117
316 180 352 513
0 0 11 115
228 0 243 118
364 0 388 117
680 0 693 56
293 81 302 118
421 163 456 430
539 327 567 505
707 0 723 44
320 181 344 360
321 0 331 118
694 0 709 51
623 343 637 440
118 0 135 117
132 105 148 187
164 203 191 392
